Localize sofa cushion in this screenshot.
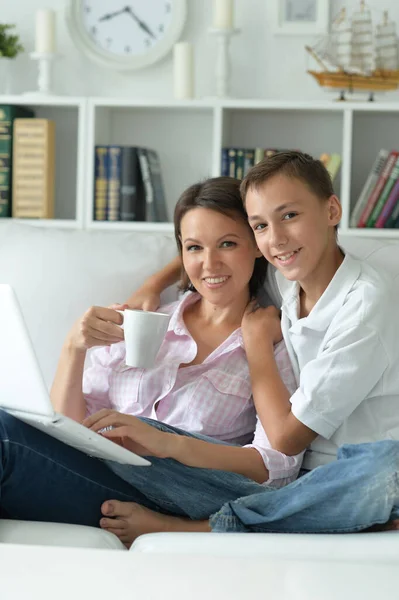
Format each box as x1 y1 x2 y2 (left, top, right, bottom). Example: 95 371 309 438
338 234 399 291
0 519 126 549
0 222 178 387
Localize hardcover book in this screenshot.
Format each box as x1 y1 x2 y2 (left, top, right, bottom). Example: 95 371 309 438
12 118 55 219
0 105 35 218
107 146 122 221
368 154 399 227
120 146 145 222
137 148 168 222
357 150 398 228
350 149 389 228
94 146 109 221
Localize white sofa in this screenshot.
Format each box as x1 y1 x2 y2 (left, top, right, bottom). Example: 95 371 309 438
0 220 398 555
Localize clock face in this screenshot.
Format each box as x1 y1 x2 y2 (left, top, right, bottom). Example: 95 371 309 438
82 0 173 58
66 0 187 70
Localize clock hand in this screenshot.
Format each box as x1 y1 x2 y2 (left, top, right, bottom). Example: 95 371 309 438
125 6 157 39
98 8 127 22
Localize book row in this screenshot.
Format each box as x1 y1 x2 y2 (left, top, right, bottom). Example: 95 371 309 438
0 105 55 219
94 145 168 222
350 149 399 229
221 147 342 182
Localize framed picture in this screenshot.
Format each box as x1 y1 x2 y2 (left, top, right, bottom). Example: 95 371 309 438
271 0 330 36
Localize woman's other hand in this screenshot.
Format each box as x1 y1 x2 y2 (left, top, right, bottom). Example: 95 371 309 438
83 410 176 458
67 304 126 352
125 283 161 312
242 302 282 349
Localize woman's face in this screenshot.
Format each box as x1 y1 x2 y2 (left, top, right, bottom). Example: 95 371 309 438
180 207 262 308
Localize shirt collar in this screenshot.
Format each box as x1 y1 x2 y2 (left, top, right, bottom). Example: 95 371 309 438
167 291 200 336
167 291 245 349
278 252 361 331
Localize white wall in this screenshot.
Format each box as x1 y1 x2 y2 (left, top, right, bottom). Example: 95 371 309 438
5 0 399 101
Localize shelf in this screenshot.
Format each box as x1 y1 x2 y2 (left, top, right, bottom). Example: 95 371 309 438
1 95 399 239
0 218 81 228
0 95 85 107
341 227 399 238
88 221 174 233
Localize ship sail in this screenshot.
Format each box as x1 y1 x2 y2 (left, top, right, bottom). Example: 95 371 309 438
349 3 375 74
331 10 353 71
375 13 399 70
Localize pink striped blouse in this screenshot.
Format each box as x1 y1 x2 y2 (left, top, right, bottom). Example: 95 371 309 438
83 292 303 485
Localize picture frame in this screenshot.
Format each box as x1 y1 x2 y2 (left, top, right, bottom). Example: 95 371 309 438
271 0 330 36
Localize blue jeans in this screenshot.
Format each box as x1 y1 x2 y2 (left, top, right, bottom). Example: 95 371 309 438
2 409 399 532
210 441 399 533
0 410 261 526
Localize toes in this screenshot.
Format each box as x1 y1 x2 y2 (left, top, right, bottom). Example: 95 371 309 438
100 517 127 529
101 500 137 518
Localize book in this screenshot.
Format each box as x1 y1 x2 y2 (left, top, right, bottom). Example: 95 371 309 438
357 150 398 227
357 150 397 228
319 153 330 167
107 146 122 221
0 105 35 217
376 178 399 228
368 154 399 228
235 149 244 179
12 118 55 219
384 182 399 228
94 145 109 221
120 146 145 222
326 153 341 182
227 148 236 177
254 148 264 165
243 149 255 176
137 148 168 222
349 149 389 228
221 148 229 176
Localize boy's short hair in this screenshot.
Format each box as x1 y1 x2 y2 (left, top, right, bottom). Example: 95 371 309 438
240 150 335 203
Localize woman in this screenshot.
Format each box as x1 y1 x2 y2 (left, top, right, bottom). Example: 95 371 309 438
0 177 302 545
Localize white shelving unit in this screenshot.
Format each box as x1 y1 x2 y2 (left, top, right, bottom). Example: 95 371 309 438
1 95 399 238
0 94 87 228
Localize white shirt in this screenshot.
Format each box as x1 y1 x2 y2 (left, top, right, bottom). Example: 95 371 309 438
266 253 399 470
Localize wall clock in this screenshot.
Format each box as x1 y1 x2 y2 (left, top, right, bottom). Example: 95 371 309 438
66 0 187 70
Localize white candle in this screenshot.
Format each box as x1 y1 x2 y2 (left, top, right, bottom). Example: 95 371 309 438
35 9 56 54
173 42 194 100
213 0 234 30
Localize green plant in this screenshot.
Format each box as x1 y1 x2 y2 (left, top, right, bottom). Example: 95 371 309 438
0 24 24 58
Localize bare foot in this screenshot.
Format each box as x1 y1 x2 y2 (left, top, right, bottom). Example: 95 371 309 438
100 500 210 548
363 519 399 533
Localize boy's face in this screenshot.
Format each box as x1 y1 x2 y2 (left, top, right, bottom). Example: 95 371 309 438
245 174 341 287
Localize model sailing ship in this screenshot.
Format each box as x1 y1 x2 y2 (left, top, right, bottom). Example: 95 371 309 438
306 1 399 99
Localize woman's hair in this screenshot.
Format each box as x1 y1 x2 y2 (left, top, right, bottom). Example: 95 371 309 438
174 176 267 299
240 150 335 203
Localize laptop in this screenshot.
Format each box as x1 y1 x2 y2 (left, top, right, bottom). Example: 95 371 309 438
0 284 150 466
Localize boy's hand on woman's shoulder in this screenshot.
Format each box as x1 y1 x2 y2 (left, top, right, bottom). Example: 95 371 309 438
242 302 282 348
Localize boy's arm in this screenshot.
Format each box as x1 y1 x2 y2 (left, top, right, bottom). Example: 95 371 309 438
125 255 182 310
247 322 388 456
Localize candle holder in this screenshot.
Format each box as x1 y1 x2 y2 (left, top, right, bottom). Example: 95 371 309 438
24 52 60 96
208 28 240 98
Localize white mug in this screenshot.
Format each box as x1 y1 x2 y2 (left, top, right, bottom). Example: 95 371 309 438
118 309 171 369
